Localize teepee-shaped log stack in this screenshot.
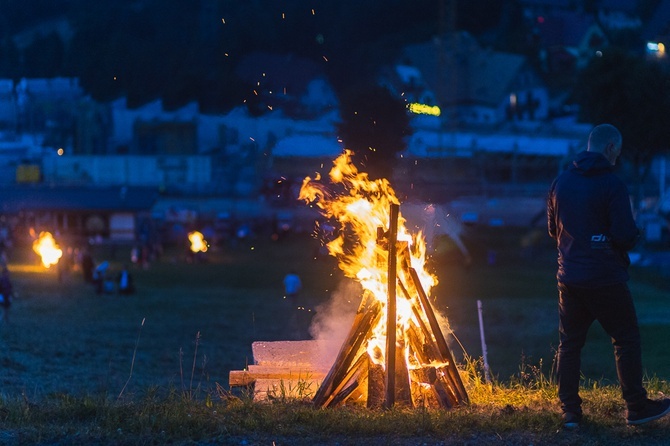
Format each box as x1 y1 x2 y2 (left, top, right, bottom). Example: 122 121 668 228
313 204 469 409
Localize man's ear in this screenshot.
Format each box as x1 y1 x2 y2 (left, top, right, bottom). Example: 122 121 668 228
604 143 619 164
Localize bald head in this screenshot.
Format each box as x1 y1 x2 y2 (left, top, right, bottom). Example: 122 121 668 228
587 124 622 165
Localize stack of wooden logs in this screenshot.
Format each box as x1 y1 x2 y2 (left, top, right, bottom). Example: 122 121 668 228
312 204 469 409
229 340 338 401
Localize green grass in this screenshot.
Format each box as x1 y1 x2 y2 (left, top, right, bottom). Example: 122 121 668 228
3 234 341 399
2 226 670 444
2 377 670 445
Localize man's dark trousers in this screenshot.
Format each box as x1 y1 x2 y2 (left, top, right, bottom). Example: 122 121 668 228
557 282 647 414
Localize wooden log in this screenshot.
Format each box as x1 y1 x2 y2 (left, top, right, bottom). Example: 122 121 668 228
229 367 327 386
399 280 435 355
409 367 440 409
321 351 369 407
367 361 385 409
406 323 454 408
435 366 460 405
406 323 432 366
394 339 412 407
400 283 464 409
385 203 399 408
412 382 439 408
313 298 381 406
405 281 467 406
329 380 361 407
410 366 437 384
408 267 469 405
432 378 455 409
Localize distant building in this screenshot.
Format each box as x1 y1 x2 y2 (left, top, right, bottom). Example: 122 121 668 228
532 10 608 73
109 98 199 155
40 155 212 194
642 0 670 61
106 72 342 196
0 79 16 130
234 52 339 119
0 185 158 243
393 32 550 126
16 78 84 142
597 0 642 32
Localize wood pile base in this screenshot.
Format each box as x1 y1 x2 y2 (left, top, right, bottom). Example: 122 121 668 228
229 339 340 401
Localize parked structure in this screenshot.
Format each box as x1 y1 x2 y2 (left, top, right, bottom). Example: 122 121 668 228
0 185 158 244
388 31 550 126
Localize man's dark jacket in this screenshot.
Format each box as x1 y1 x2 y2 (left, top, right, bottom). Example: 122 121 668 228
547 150 640 287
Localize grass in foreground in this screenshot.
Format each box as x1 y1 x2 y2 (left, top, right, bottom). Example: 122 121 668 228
1 365 670 445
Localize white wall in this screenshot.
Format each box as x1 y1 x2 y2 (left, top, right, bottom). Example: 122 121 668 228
41 155 212 187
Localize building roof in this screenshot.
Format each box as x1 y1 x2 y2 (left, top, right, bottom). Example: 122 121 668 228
405 129 583 158
643 0 670 41
520 0 573 8
598 0 639 14
535 11 600 47
272 135 343 158
402 32 532 108
16 77 83 97
0 186 159 214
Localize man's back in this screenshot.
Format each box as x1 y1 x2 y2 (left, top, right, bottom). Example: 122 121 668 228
548 150 639 286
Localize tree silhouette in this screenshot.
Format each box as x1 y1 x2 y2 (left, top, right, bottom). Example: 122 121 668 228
23 32 65 77
337 85 412 180
574 49 670 198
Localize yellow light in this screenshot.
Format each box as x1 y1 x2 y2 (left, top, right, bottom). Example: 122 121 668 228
408 103 441 116
647 42 666 57
57 148 64 156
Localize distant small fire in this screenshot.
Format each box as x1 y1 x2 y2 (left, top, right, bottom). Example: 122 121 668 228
32 231 63 268
188 231 208 253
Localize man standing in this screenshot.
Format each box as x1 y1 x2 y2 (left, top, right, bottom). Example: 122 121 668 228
283 271 302 339
283 271 302 298
0 267 12 323
547 123 670 428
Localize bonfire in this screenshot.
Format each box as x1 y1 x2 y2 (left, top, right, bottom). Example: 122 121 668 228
299 150 468 409
32 231 63 269
188 231 208 253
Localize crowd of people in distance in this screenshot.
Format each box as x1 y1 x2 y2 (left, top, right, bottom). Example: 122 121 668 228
80 250 136 296
0 266 13 323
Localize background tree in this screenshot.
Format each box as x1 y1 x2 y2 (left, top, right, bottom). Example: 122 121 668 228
24 33 65 77
3 0 506 114
337 85 412 180
0 39 20 79
574 49 670 201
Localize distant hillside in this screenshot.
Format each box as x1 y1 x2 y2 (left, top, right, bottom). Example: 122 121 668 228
0 0 510 113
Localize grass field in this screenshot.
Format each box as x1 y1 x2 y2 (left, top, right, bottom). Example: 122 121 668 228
3 225 670 444
1 232 341 399
3 225 670 401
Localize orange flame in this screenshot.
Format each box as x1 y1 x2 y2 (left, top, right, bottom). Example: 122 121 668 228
188 231 208 253
300 150 438 369
32 231 63 268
